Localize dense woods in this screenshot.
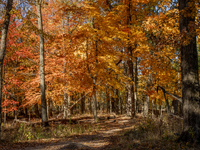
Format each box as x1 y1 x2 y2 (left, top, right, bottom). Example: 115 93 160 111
1 0 200 148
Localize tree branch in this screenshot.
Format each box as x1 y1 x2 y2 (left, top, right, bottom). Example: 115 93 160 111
157 85 182 103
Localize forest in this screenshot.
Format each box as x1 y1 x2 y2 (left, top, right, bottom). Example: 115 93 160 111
0 0 200 149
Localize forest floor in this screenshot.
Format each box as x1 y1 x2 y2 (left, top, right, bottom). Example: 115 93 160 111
0 114 200 150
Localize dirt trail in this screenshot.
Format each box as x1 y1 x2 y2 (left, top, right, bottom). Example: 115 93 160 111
12 116 138 150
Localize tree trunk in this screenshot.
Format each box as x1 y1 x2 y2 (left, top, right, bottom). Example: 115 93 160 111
0 0 13 139
144 75 151 117
34 103 40 118
172 100 178 115
36 0 48 126
159 99 162 118
144 95 149 117
163 90 170 116
134 57 138 113
81 92 85 114
63 93 68 119
126 0 135 118
115 89 119 115
151 99 154 118
178 0 200 143
93 78 98 123
4 94 7 126
106 87 110 113
89 97 92 114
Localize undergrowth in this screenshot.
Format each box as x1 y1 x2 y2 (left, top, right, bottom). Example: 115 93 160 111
111 117 192 150
1 122 99 142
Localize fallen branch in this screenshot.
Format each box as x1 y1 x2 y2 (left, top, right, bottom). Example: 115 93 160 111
170 113 183 120
157 85 182 103
12 119 32 126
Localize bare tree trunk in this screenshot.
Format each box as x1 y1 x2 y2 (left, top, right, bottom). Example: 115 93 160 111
93 79 98 123
120 94 123 114
144 95 149 117
0 0 13 138
34 104 40 118
111 88 115 113
63 93 68 119
115 89 119 115
178 0 200 143
89 97 92 114
134 57 138 114
81 92 85 114
162 88 170 116
13 68 17 120
151 99 154 118
126 0 135 118
36 0 48 126
106 87 110 113
46 83 49 119
144 75 152 117
172 99 178 115
4 94 7 126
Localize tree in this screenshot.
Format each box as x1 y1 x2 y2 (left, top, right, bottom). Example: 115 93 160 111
178 0 200 143
36 0 48 126
0 0 13 139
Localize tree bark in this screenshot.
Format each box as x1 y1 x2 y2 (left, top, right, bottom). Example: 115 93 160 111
178 0 200 143
0 0 13 139
36 0 48 126
81 92 85 114
115 89 119 115
144 94 149 117
126 0 135 118
34 103 40 118
144 75 151 117
89 97 92 114
134 57 138 114
106 87 110 113
93 78 98 123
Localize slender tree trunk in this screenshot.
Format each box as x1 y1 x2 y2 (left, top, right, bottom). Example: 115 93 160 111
49 99 53 117
34 103 40 118
63 93 68 119
115 89 119 115
4 94 7 126
81 92 85 114
172 99 178 115
89 97 92 114
159 99 162 118
0 0 13 139
144 75 151 117
67 95 70 116
126 0 135 118
120 94 123 114
13 68 17 120
46 83 49 119
36 0 48 126
178 0 200 143
111 88 115 113
163 90 170 116
93 78 98 123
106 87 110 113
134 57 138 113
144 95 149 117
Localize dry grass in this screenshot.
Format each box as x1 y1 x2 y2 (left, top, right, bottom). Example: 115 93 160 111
1 117 100 143
105 115 200 150
1 114 200 150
